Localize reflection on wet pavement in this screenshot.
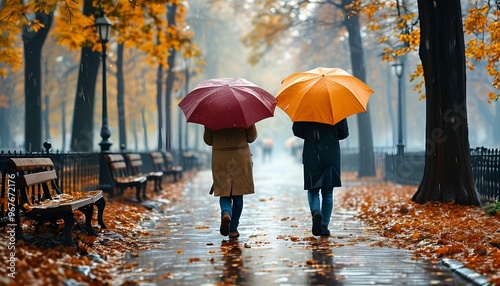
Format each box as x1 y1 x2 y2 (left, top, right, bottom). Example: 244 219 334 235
123 151 473 285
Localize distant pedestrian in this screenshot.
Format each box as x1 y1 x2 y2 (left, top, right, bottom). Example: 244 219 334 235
260 138 274 162
292 119 349 236
204 125 258 238
286 137 303 162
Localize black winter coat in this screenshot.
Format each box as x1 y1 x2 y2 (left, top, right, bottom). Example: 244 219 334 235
292 120 349 190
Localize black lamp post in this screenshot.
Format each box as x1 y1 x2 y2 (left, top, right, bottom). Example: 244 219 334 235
392 58 405 158
96 10 113 192
96 10 112 152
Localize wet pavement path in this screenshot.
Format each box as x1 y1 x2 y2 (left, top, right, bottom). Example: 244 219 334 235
123 152 476 285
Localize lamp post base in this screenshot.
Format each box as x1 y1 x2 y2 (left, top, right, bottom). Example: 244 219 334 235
99 139 113 194
397 143 405 160
99 140 112 152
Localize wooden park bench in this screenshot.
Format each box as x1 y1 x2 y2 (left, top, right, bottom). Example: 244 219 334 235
151 151 183 182
126 153 164 193
105 154 147 202
7 158 106 246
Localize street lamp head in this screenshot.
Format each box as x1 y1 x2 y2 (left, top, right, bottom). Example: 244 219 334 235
95 11 112 43
392 58 404 78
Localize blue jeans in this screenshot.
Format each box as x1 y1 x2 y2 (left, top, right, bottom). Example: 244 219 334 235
307 188 333 227
219 195 243 233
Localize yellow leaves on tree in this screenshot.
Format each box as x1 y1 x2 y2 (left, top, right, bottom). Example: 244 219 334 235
1 0 199 75
464 4 500 103
241 8 292 65
0 0 52 74
360 0 499 103
51 1 97 51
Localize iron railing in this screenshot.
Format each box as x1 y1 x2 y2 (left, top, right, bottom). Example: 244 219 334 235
0 151 101 194
384 152 425 186
470 148 500 202
0 148 206 223
382 147 500 203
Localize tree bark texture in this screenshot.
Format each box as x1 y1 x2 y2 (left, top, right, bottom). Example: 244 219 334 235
23 12 53 152
70 0 100 152
163 3 178 152
156 63 163 150
0 79 15 148
413 0 480 205
117 43 127 149
342 0 376 177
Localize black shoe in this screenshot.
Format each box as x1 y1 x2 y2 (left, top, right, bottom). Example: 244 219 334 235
220 213 231 236
312 212 322 236
229 231 240 239
320 227 331 237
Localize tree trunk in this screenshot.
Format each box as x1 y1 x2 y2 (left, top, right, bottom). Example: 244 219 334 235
43 57 50 143
62 99 66 151
165 53 175 152
495 104 500 144
0 104 11 148
117 43 127 149
142 106 148 150
164 3 178 152
70 0 100 152
44 95 50 142
23 12 53 152
413 0 480 205
0 76 16 148
156 63 163 150
132 120 139 151
342 0 376 177
384 65 397 147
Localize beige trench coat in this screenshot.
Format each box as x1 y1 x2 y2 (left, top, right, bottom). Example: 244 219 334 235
204 125 257 197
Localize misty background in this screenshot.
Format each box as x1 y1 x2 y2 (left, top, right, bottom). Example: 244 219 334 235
0 1 498 155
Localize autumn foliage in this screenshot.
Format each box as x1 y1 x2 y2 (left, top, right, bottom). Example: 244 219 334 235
360 0 499 102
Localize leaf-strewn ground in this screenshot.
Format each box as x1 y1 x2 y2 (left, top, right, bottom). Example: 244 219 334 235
336 179 500 285
1 172 499 285
0 179 186 286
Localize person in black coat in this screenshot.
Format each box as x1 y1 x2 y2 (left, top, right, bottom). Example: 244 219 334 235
292 119 349 236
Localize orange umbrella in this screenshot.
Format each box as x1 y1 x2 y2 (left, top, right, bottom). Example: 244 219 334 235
276 67 374 125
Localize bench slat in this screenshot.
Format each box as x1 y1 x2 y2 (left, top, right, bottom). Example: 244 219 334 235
150 151 183 182
129 160 142 167
29 197 95 212
105 154 148 201
22 170 58 187
110 161 127 170
10 158 54 170
126 154 143 168
8 158 107 246
106 154 125 162
127 154 142 160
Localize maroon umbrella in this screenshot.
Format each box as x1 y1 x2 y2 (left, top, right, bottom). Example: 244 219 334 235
178 78 277 130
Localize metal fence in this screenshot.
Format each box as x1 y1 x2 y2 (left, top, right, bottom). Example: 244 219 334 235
341 147 500 202
384 152 425 186
0 151 101 194
470 147 500 202
0 148 208 223
383 147 499 203
2 146 497 223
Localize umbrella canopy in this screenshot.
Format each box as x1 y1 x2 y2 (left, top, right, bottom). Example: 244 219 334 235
276 67 374 125
179 78 277 130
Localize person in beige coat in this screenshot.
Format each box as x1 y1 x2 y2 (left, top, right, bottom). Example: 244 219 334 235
204 125 257 238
